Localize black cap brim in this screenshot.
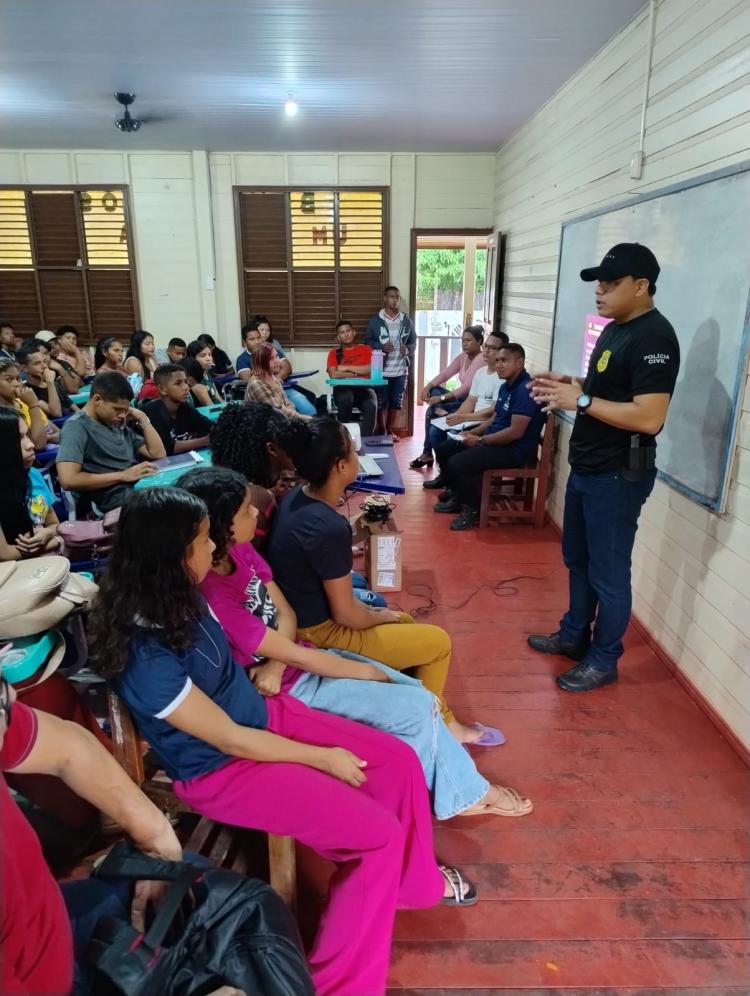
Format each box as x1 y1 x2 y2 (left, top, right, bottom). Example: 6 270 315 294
580 263 625 282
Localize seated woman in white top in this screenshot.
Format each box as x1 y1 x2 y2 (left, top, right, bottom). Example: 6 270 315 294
423 331 508 489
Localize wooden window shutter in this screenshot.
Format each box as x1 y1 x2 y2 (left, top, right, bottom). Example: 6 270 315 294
29 192 83 267
235 186 387 347
37 271 89 334
292 272 337 348
88 270 135 334
0 191 39 334
338 271 384 333
243 272 291 340
240 192 288 269
0 191 33 267
0 271 41 335
81 190 130 266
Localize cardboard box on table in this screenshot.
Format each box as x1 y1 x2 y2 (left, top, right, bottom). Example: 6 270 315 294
350 513 403 593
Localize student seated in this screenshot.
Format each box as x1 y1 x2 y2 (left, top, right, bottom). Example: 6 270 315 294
124 329 158 384
54 325 88 379
36 329 84 394
94 335 127 375
411 324 487 469
327 320 377 436
235 321 263 380
246 315 321 416
266 416 503 746
18 343 77 418
423 330 507 490
56 371 166 512
209 403 384 604
186 340 222 403
0 320 16 362
0 408 60 560
155 335 187 366
211 401 302 489
433 343 545 530
197 332 234 375
143 364 212 455
244 343 310 420
0 674 182 995
89 488 479 995
180 466 532 820
0 357 54 451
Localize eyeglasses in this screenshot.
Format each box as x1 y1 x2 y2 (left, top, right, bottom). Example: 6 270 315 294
0 678 12 728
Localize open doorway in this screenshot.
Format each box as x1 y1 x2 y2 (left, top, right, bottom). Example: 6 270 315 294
403 229 492 436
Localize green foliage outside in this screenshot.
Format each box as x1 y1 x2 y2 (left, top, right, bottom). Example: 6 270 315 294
415 248 487 310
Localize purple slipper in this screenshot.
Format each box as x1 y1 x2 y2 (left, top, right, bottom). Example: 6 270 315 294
466 723 506 747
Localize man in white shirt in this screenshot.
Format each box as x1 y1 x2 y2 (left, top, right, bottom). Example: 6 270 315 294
423 331 507 491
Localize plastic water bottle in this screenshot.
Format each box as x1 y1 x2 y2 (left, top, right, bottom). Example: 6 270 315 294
370 350 384 382
127 371 143 396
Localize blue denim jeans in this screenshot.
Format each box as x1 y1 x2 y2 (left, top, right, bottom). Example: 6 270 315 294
559 469 656 672
284 387 317 416
423 387 462 454
290 651 489 819
351 571 387 607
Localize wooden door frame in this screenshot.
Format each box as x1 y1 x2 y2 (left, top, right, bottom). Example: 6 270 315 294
404 227 492 437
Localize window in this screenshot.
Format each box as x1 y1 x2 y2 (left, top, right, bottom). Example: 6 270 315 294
0 187 139 343
236 187 387 347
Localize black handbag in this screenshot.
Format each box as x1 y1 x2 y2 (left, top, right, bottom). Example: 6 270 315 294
88 842 315 996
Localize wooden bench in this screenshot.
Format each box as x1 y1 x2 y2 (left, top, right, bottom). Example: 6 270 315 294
479 417 557 530
107 688 297 907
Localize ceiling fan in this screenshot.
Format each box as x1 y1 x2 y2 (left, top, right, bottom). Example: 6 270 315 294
114 92 169 132
114 92 142 132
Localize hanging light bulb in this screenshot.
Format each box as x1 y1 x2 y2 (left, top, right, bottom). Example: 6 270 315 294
284 95 299 118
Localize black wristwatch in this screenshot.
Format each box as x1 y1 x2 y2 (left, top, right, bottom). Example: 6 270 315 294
576 393 592 415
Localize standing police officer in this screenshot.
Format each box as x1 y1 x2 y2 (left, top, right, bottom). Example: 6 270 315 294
528 243 680 692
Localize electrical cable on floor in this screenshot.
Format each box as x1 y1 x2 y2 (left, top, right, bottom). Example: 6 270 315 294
390 575 545 620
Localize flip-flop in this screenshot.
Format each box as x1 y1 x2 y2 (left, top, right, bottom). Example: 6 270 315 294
439 865 479 906
466 722 505 747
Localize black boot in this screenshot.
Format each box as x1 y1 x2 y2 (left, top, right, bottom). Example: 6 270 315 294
556 662 618 692
423 475 446 490
527 630 589 661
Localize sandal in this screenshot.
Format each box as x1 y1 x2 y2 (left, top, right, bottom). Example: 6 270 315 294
409 455 434 469
460 784 534 818
440 865 479 906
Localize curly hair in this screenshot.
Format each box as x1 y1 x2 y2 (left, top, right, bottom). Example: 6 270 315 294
290 416 352 488
210 401 307 488
88 488 208 678
176 466 247 564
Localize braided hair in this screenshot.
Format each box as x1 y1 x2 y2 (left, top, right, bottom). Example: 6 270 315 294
209 401 308 488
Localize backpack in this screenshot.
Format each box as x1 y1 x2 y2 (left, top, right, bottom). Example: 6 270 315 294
88 842 315 996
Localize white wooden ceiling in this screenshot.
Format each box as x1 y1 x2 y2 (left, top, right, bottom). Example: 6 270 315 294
0 0 645 152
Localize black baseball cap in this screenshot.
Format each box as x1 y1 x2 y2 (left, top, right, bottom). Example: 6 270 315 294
580 243 660 284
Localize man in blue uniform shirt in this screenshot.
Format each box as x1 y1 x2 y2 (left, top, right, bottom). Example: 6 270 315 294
434 343 545 531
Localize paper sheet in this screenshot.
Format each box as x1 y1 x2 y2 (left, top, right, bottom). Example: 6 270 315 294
376 535 400 570
431 416 481 433
377 571 396 588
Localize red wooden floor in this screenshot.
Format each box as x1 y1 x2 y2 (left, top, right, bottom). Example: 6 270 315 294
300 428 750 994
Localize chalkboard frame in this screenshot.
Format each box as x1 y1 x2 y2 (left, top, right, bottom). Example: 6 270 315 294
549 159 750 514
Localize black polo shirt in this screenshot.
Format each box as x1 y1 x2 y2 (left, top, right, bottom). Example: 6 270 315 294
569 308 680 474
143 399 212 456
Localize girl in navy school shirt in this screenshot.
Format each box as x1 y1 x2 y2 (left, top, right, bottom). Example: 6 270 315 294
89 487 477 996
